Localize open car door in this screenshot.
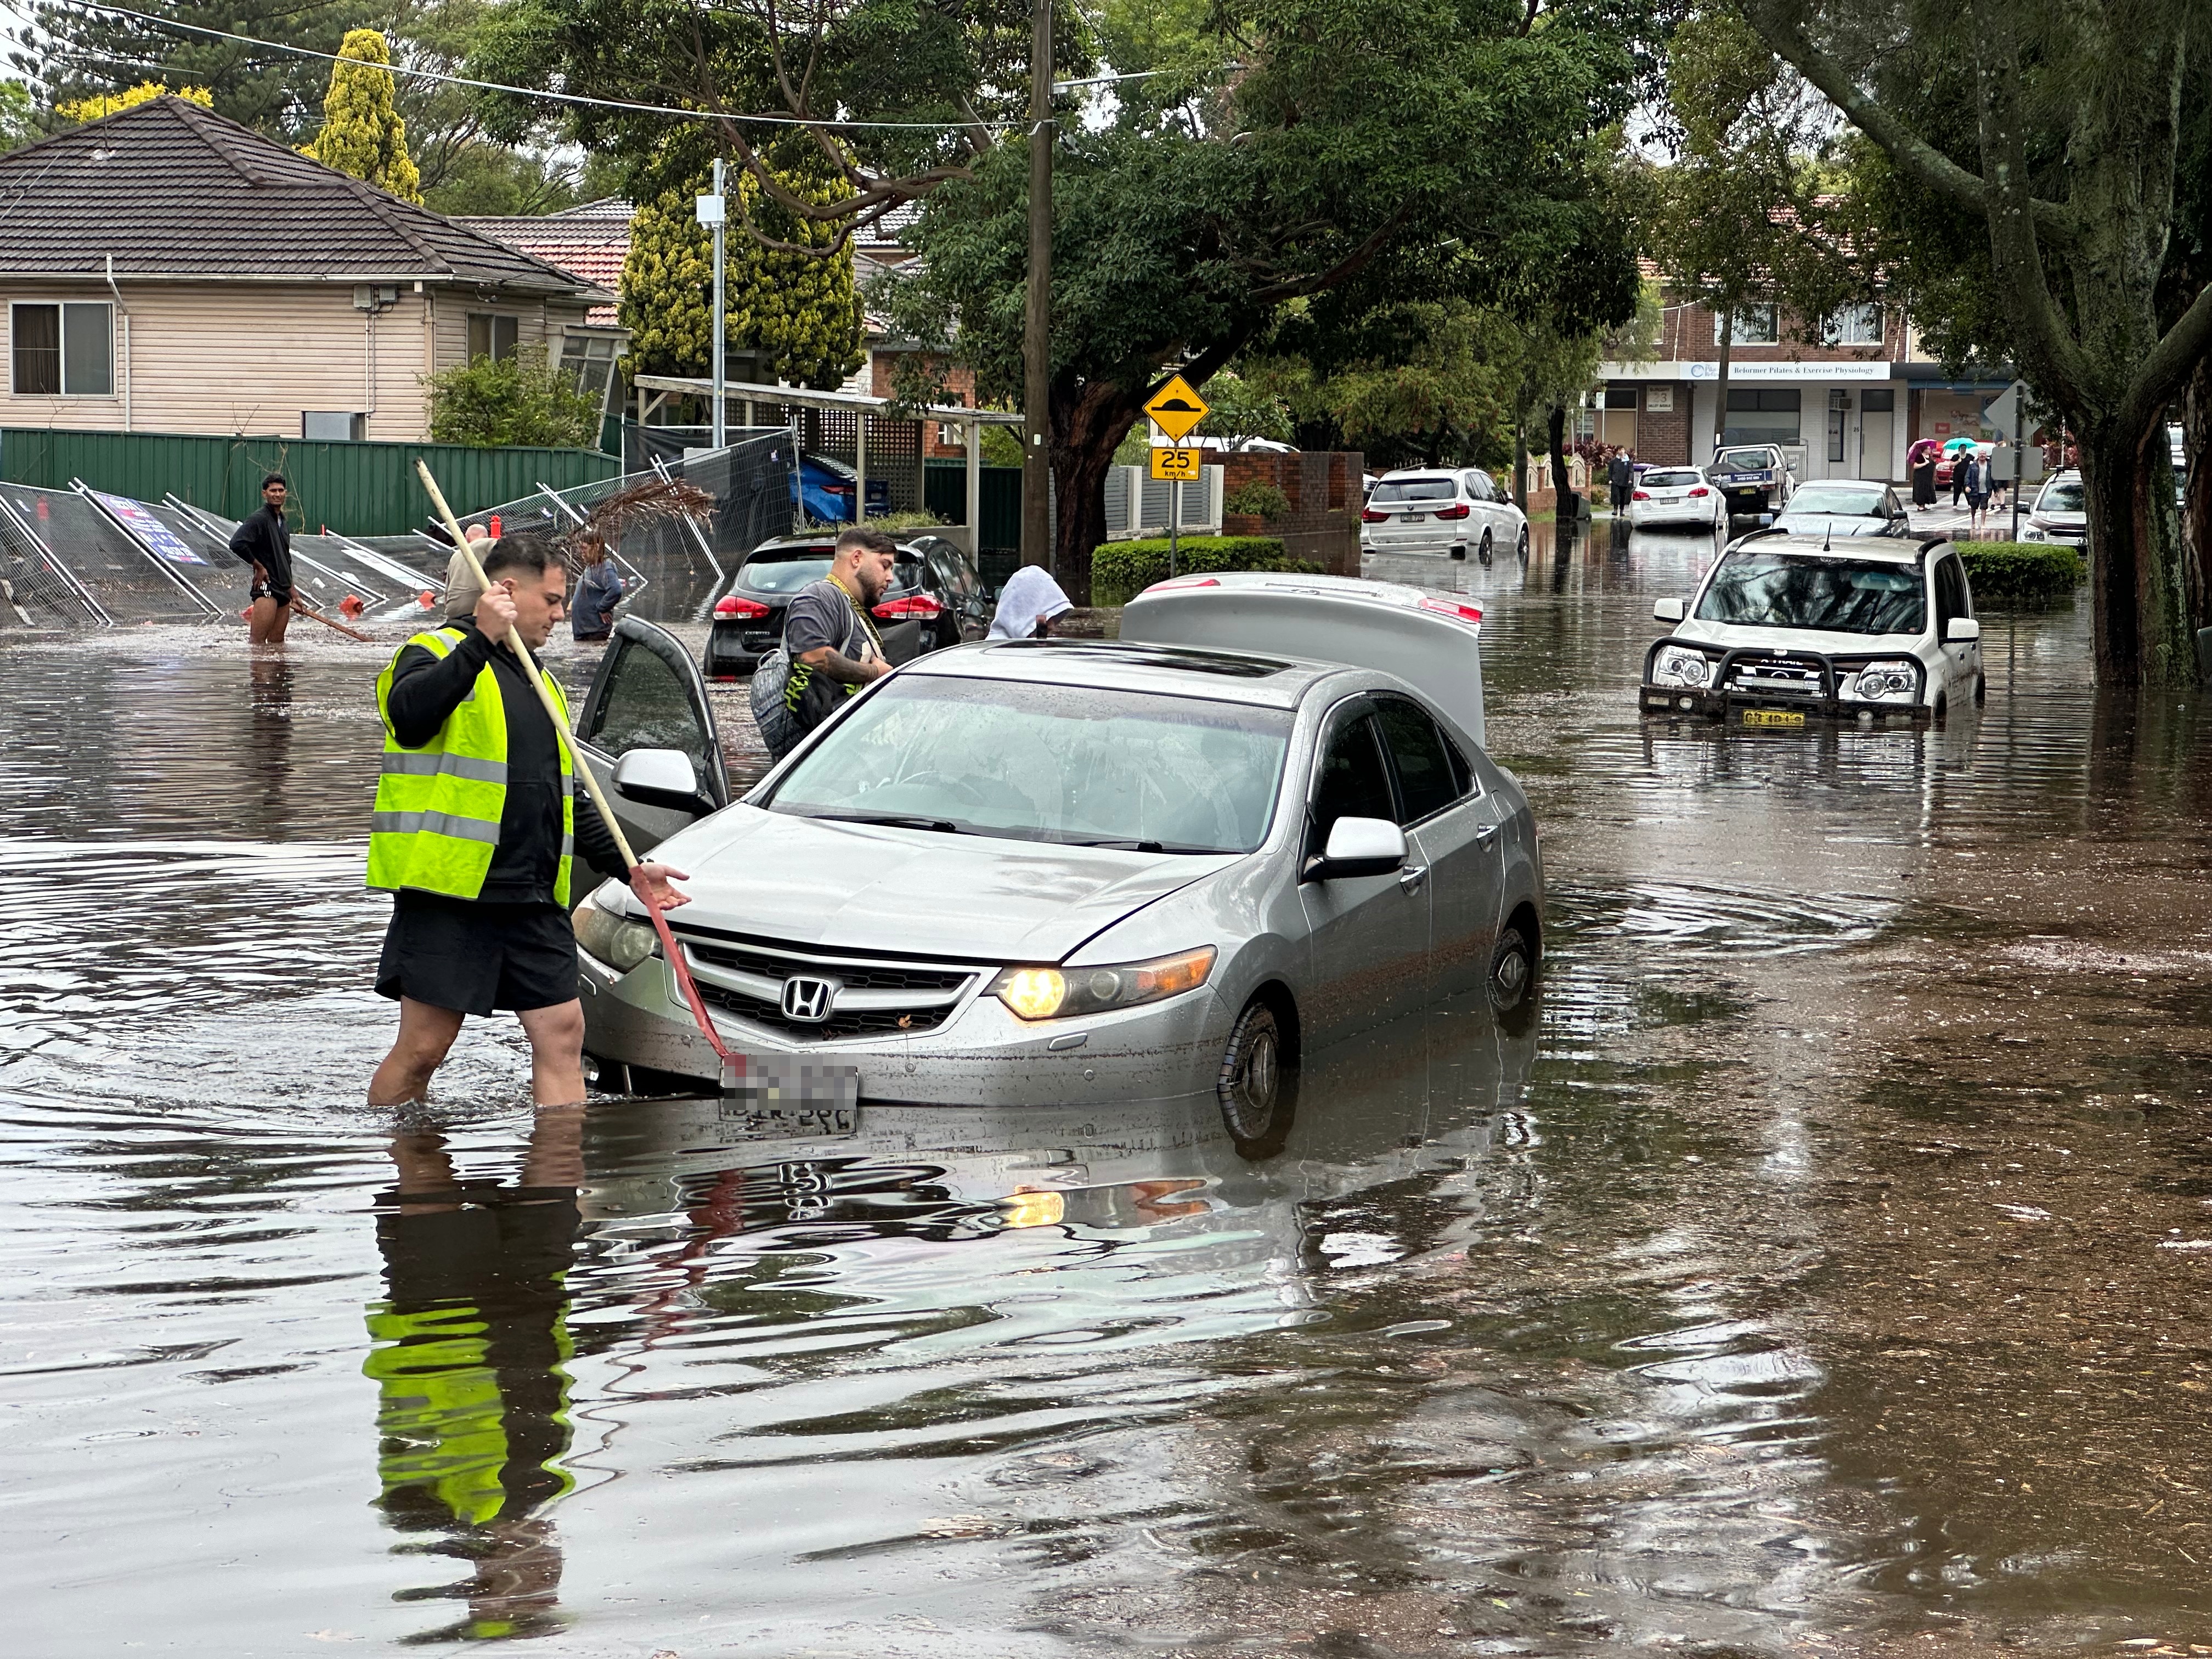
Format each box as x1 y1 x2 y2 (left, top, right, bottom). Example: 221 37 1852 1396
571 616 731 856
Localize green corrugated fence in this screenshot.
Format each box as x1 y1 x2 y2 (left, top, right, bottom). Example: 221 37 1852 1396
0 428 620 538
923 459 1024 554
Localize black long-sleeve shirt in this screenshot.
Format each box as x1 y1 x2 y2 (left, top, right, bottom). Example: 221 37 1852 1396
228 503 294 597
385 620 629 905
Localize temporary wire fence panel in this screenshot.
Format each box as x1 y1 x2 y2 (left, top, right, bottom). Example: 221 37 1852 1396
0 495 96 626
0 486 213 625
0 429 620 538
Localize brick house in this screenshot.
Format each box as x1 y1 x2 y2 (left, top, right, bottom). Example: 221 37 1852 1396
0 96 615 443
1220 450 1365 575
1592 287 2014 482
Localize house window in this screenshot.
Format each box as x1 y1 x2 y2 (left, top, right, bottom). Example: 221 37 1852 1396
467 313 519 363
1714 304 1780 346
555 332 622 418
1823 303 1883 346
12 301 113 396
1602 384 1639 410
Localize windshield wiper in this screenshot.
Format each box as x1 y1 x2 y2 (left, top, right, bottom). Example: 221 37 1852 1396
1058 837 1226 854
805 810 964 833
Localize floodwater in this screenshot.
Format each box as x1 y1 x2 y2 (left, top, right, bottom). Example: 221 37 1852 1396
3 520 2209 1656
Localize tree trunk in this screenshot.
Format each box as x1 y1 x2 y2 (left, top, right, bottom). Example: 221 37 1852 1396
2077 411 2194 686
1547 404 1573 521
2181 354 2212 657
1513 426 1529 512
1713 315 1734 460
1050 378 1146 606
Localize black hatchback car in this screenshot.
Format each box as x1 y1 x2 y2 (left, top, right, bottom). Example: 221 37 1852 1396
704 533 995 679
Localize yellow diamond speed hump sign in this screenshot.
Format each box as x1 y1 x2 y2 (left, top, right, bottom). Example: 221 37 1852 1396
1143 375 1209 443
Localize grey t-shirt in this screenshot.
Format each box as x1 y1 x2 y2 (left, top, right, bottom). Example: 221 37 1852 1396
781 577 881 734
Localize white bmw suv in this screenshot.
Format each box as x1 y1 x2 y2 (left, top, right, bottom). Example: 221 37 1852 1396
1640 531 1984 726
1361 468 1529 563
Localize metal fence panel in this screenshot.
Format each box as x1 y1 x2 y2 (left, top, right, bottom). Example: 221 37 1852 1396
0 428 620 538
922 460 1023 552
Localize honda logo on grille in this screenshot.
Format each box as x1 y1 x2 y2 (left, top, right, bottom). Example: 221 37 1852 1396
780 975 838 1023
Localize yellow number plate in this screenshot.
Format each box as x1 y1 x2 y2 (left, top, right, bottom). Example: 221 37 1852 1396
1741 709 1807 727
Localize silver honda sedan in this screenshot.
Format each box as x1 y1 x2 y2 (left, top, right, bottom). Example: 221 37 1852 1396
569 573 1544 1153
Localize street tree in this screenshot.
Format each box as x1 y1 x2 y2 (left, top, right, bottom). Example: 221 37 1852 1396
302 30 422 203
10 2 375 137
426 349 601 449
1733 0 2212 686
54 80 211 122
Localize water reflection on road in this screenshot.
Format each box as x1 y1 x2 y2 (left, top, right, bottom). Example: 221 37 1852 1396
2 515 2208 1654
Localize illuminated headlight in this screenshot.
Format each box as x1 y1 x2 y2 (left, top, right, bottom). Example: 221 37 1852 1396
990 945 1217 1022
1651 647 1713 687
1848 660 1919 704
574 892 657 972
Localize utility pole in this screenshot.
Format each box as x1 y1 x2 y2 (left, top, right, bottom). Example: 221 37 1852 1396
2008 392 2027 543
1022 0 1053 569
706 158 727 450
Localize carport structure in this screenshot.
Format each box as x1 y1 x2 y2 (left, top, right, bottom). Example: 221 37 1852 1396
630 376 1024 556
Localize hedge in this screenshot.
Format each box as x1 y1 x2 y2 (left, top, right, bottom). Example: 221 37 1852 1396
1955 540 2084 605
1090 535 1318 603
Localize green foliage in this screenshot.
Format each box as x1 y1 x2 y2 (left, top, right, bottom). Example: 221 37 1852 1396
1222 481 1292 522
619 159 864 390
0 78 31 150
979 425 1026 467
425 349 601 450
55 80 212 121
869 509 949 532
13 2 377 138
1955 541 2084 606
301 30 421 202
1090 536 1313 604
1195 374 1293 448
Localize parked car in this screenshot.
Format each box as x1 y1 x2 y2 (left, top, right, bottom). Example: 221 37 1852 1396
1640 529 1983 725
2019 470 2087 548
703 532 992 679
1933 441 1989 489
567 573 1544 1152
1769 480 1912 538
1626 466 1726 530
1359 469 1529 563
1707 444 1796 519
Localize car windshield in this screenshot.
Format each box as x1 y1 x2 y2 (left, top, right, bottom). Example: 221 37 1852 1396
1644 470 1703 488
739 551 834 593
1783 487 1889 517
2038 481 2085 513
1696 551 1926 635
1716 449 1776 471
765 676 1291 853
1372 478 1455 503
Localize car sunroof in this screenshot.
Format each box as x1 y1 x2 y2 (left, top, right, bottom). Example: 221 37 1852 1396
994 639 1291 677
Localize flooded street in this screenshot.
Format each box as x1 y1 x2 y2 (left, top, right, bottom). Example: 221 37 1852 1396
4 522 2209 1656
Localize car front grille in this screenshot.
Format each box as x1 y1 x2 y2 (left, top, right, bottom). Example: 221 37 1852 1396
1725 654 1827 696
677 932 983 1042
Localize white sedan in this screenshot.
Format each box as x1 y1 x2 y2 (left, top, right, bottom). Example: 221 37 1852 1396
1627 467 1725 529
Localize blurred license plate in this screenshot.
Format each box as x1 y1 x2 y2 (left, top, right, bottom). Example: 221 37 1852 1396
1400 511 1425 521
719 1054 860 1135
1742 709 1806 727
1726 473 1767 486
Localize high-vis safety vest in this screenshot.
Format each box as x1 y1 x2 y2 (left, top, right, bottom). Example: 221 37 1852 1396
368 626 576 905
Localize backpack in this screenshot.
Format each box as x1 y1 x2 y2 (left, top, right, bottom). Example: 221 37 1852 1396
749 644 799 759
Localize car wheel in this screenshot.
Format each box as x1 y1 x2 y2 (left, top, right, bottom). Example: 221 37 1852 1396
1974 670 1988 704
1217 997 1293 1156
1516 524 1529 560
1478 530 1494 566
1489 924 1536 1014
1932 691 1949 726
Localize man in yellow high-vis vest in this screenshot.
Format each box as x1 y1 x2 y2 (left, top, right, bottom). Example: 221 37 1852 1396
366 534 688 1108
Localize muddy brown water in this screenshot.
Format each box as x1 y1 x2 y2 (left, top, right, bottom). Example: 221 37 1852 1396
3 522 2208 1656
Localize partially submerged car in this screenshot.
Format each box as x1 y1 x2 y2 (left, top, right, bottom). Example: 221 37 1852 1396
2019 470 2087 549
1359 468 1529 563
565 572 1544 1151
1640 530 1983 726
1707 444 1796 520
1626 466 1725 531
1769 479 1911 538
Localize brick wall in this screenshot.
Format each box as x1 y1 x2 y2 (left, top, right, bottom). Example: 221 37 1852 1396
1635 390 1692 464
1217 450 1364 575
869 352 979 456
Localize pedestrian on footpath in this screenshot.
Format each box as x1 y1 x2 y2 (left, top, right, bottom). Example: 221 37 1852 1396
571 531 623 642
443 522 492 623
1606 450 1634 515
1965 449 1995 535
365 532 691 1109
229 472 295 645
1950 445 1972 509
781 527 894 745
1910 442 1938 509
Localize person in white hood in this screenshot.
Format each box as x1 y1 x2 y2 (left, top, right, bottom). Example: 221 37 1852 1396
987 565 1074 640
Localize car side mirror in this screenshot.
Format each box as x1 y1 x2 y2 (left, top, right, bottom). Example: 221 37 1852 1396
1304 816 1407 882
1945 617 1982 642
1653 597 1687 624
614 747 711 814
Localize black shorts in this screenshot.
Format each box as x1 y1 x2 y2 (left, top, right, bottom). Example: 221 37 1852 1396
376 891 580 1015
250 584 294 606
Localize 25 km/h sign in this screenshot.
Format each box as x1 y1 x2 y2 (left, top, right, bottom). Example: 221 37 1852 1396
1144 375 1209 443
1149 447 1202 481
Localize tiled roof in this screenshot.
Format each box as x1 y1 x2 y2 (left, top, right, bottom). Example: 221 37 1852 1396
0 96 610 298
457 202 632 326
